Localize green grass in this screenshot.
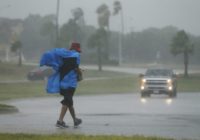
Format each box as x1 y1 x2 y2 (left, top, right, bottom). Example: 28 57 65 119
178 73 200 92
0 82 48 101
77 75 139 95
0 62 138 101
82 69 131 78
0 74 137 101
0 104 16 109
0 62 200 102
0 133 174 140
1 71 200 102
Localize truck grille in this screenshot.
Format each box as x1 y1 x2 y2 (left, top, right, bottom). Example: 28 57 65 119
146 80 167 85
149 87 166 90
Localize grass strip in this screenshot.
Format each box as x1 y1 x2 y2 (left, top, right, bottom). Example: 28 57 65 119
0 133 174 140
1 73 200 101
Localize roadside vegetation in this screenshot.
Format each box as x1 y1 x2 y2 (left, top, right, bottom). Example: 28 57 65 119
0 62 34 81
0 133 174 140
0 62 200 101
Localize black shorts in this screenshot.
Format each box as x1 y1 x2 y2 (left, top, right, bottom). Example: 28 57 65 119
60 87 76 107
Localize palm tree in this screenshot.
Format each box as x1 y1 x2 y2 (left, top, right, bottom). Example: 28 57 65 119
96 4 110 61
11 40 23 66
71 7 85 44
71 7 85 26
170 30 194 77
59 19 81 47
96 4 110 28
88 28 107 71
113 0 122 15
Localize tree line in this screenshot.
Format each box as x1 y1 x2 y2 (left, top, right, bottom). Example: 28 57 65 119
0 2 199 77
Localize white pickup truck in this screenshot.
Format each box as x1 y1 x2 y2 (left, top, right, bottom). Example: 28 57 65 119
139 68 177 98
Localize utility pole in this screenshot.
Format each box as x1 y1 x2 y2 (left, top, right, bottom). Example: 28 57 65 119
119 8 124 66
113 1 124 66
55 0 60 47
0 4 11 62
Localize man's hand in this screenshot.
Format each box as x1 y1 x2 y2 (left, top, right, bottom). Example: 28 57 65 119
76 68 83 81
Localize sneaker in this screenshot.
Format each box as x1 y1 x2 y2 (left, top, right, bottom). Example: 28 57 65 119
74 118 82 127
56 120 68 128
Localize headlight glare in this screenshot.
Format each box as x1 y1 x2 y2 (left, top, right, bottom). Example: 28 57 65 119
141 86 145 90
167 79 172 83
142 79 146 83
168 86 173 90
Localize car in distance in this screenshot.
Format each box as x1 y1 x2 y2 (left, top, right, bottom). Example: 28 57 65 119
27 66 54 81
139 68 177 98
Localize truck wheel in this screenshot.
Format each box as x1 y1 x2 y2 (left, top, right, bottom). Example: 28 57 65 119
141 92 145 98
147 92 151 97
169 89 177 98
141 92 150 98
173 88 177 98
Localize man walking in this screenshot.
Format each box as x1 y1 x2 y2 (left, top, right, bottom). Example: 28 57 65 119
40 42 82 128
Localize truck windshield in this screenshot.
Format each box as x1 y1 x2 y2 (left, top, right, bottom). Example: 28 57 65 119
145 69 172 76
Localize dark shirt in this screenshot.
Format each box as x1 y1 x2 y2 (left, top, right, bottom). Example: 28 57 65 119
60 57 78 81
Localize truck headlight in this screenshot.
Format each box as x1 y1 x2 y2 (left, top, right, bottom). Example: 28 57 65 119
168 86 173 91
167 79 172 84
141 86 145 90
142 78 146 83
141 79 146 90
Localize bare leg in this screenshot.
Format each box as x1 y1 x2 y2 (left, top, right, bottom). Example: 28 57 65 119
69 106 82 126
68 106 76 121
58 105 68 122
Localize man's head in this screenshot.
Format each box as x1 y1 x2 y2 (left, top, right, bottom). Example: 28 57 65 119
69 42 81 53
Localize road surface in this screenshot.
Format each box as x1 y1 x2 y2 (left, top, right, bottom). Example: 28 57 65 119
0 93 200 140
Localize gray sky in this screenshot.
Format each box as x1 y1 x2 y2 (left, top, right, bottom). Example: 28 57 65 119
0 0 200 35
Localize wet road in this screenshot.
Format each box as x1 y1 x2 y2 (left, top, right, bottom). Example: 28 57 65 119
0 93 200 140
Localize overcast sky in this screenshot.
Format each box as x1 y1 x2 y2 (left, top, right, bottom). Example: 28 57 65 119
0 0 200 36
